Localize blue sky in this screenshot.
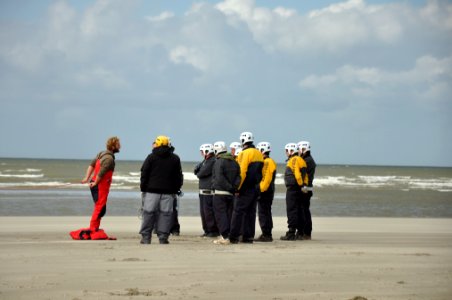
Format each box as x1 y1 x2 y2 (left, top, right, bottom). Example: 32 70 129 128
0 0 451 166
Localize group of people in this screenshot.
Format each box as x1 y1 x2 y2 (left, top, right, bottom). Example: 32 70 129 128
80 132 316 245
195 132 316 244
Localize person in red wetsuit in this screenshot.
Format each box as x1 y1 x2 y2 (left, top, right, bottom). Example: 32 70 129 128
81 136 121 232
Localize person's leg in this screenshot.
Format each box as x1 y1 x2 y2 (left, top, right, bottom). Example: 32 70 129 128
170 197 180 235
204 194 219 236
230 189 254 243
213 195 231 239
242 189 258 242
302 192 312 238
199 194 208 236
156 194 175 243
281 188 298 240
89 183 109 232
139 193 160 243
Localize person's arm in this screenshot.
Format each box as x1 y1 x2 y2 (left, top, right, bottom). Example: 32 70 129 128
81 156 97 183
293 157 303 187
81 165 94 183
259 159 272 192
238 151 249 190
140 155 152 192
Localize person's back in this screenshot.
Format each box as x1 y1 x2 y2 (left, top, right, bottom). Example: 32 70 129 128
212 152 241 193
196 155 215 190
139 135 183 245
237 146 264 192
140 145 183 194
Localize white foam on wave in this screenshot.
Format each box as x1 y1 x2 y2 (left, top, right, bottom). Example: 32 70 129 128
113 175 140 184
313 175 452 191
0 181 67 188
183 172 198 181
0 172 44 178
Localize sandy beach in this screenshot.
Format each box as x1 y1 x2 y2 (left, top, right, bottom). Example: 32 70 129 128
1 216 451 300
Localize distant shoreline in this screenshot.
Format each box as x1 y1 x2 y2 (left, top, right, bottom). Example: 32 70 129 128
1 156 451 168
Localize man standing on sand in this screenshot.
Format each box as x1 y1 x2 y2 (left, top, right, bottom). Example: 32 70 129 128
281 143 308 241
254 141 277 242
139 135 183 245
194 143 219 238
81 136 121 232
211 141 241 245
298 141 316 240
229 132 263 244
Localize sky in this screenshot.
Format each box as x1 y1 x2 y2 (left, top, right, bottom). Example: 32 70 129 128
0 0 451 166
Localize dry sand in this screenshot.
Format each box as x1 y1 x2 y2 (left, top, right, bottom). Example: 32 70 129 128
1 216 451 300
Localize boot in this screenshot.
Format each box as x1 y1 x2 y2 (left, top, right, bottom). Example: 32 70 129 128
280 229 296 241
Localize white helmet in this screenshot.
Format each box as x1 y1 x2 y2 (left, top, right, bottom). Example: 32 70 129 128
240 131 254 146
297 141 311 155
285 143 298 155
229 142 241 150
256 141 271 154
199 143 214 155
213 141 227 155
235 147 243 156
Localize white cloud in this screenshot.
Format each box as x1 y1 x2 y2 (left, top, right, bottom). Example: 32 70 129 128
169 46 209 71
146 11 175 22
308 0 365 18
420 0 452 30
299 55 452 103
1 0 451 165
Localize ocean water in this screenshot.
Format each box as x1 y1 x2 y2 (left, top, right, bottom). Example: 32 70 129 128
0 158 451 218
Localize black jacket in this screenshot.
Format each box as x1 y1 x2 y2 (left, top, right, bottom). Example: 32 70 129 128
140 146 183 194
194 155 215 190
212 152 241 193
303 152 316 187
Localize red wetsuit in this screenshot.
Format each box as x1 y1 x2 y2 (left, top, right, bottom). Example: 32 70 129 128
89 152 114 231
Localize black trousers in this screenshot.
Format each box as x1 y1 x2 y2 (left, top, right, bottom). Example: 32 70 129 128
257 191 274 236
199 194 207 233
230 188 259 241
285 187 305 232
171 196 180 233
213 194 234 239
300 191 313 236
200 194 218 234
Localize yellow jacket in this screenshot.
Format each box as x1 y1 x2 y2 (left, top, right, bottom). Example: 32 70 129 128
237 146 264 190
284 155 308 187
260 156 277 193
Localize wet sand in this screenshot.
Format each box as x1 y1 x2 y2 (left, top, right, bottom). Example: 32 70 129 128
1 216 451 299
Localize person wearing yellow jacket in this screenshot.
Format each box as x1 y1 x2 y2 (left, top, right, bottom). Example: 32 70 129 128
254 142 277 242
229 132 264 244
281 143 308 241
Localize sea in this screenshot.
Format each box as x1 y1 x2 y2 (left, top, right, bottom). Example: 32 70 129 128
0 158 451 218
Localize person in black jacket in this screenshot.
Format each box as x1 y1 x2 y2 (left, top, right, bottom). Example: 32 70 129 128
211 141 241 245
139 135 183 245
194 143 219 238
297 141 316 240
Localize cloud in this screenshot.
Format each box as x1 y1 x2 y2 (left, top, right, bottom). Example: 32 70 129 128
0 0 451 165
146 11 175 22
299 54 452 110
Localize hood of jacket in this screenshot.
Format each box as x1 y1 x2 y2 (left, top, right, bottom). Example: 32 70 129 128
217 152 235 161
152 146 172 158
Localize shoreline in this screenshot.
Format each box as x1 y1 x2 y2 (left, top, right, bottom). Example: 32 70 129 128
1 217 452 299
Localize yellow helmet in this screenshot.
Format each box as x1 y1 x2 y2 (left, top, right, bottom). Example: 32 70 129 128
154 135 169 147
